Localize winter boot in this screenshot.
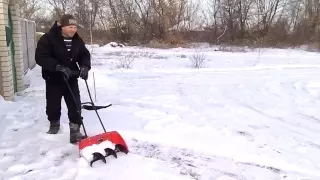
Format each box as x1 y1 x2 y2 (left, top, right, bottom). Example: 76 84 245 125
47 121 60 134
69 122 86 144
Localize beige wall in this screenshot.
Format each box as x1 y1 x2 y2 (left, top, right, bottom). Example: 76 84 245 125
0 0 13 100
0 2 5 97
0 0 25 101
10 3 24 92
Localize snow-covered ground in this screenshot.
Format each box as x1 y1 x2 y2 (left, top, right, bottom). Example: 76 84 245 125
1 44 320 180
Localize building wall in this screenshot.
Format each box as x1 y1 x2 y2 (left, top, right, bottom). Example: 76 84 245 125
0 0 13 100
0 0 25 101
10 3 24 92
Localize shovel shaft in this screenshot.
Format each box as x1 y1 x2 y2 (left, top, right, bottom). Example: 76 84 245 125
63 71 108 134
84 80 107 132
63 75 88 137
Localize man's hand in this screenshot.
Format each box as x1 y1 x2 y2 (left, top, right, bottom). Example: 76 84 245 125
79 66 89 80
56 65 72 79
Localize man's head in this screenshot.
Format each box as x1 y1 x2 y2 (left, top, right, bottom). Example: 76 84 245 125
60 14 78 38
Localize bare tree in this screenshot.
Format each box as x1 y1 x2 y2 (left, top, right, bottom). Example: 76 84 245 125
46 0 74 18
27 0 320 48
236 0 254 39
254 0 282 36
17 0 41 19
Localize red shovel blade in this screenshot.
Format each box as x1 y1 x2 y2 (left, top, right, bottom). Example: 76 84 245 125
79 131 129 154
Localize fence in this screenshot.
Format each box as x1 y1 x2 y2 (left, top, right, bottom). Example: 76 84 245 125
20 19 36 74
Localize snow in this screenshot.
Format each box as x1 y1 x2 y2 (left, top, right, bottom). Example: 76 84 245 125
80 144 105 163
80 140 116 163
1 45 320 179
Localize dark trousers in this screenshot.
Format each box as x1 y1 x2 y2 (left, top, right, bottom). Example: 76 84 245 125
45 79 82 125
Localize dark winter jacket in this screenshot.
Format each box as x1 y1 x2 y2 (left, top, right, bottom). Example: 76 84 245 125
35 21 91 83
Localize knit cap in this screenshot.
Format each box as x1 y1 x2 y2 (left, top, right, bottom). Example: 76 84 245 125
60 14 78 27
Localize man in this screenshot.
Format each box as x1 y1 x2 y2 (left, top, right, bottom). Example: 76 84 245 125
35 14 91 144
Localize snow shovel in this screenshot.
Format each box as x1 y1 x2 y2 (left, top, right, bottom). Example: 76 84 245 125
63 71 129 167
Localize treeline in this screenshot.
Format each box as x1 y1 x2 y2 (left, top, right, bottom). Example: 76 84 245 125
19 0 320 48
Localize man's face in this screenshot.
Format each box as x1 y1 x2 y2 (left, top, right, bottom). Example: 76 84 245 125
61 25 77 38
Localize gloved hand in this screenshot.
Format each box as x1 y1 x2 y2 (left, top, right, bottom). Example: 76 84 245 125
56 65 72 79
79 66 89 80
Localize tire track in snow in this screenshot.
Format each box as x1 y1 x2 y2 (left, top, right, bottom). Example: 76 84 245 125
128 139 289 180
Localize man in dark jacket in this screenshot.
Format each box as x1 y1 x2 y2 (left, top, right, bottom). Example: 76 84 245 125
35 14 91 144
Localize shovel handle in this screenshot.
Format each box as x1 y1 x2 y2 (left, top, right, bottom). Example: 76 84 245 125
63 72 88 138
72 71 80 76
67 70 108 133
61 71 80 81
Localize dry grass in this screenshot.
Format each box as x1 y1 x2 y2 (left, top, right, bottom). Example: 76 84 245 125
190 50 207 68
